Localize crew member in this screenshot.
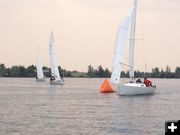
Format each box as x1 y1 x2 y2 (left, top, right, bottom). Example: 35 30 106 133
143 77 152 87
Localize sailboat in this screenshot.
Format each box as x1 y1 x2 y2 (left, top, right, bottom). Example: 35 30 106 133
36 46 45 82
110 0 155 96
49 32 64 85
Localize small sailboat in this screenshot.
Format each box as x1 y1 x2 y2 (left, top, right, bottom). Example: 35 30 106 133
36 46 45 82
49 32 64 85
110 0 155 96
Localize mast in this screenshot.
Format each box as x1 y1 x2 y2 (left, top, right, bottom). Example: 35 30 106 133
129 0 137 79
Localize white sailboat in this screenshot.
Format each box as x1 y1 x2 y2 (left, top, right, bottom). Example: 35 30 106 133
36 46 45 82
111 0 155 96
49 31 64 85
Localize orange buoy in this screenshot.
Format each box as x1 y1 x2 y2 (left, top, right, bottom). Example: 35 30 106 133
100 79 114 93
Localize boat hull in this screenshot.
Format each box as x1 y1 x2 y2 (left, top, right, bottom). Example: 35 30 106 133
36 78 46 82
117 83 155 96
50 79 64 85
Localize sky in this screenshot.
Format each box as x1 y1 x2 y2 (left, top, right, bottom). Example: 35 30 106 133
0 0 180 72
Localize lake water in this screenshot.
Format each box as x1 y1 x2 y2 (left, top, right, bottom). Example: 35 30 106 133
0 78 179 135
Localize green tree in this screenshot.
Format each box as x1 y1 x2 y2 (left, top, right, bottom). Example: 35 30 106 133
121 71 126 77
152 67 160 78
87 65 96 77
87 65 93 74
19 66 26 77
9 66 20 77
96 65 104 77
164 65 171 78
6 68 10 77
160 69 165 78
0 64 7 76
64 71 72 77
42 66 49 70
26 65 36 77
134 71 141 78
175 67 180 78
104 68 111 77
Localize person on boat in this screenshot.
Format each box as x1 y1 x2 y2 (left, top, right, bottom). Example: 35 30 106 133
60 72 64 81
50 75 55 81
143 77 152 87
130 78 135 83
136 78 142 83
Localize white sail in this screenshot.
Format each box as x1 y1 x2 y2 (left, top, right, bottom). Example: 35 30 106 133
129 0 137 78
111 17 131 84
36 46 44 79
49 32 61 80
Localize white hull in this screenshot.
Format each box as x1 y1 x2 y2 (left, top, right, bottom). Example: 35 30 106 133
36 78 46 82
117 83 155 96
50 79 64 85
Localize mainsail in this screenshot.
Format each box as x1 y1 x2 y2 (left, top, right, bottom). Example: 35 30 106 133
36 46 44 79
49 32 61 80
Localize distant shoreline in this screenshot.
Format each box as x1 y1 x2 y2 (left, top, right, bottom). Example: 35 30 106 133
0 64 180 78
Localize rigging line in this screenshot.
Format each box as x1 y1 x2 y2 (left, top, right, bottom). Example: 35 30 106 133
121 58 129 72
120 62 133 68
138 0 147 72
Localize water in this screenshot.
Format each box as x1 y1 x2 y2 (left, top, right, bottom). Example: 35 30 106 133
0 78 180 135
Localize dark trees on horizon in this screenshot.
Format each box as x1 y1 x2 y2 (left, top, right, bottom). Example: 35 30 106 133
0 63 180 78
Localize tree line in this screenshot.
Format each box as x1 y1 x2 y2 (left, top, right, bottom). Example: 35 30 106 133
121 66 180 78
0 63 180 78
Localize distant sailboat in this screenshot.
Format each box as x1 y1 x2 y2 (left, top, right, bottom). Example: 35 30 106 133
49 32 64 85
36 46 45 82
110 0 155 96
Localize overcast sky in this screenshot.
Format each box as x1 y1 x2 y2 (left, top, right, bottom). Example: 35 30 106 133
0 0 180 72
